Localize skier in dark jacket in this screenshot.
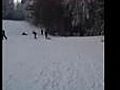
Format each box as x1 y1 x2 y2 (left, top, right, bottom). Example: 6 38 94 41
32 31 37 39
2 30 7 40
41 29 44 35
45 30 48 39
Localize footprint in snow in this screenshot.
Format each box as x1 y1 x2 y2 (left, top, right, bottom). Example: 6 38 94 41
33 70 44 83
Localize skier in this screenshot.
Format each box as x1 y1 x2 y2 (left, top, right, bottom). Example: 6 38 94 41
2 30 7 40
45 30 48 39
32 31 37 39
41 29 43 35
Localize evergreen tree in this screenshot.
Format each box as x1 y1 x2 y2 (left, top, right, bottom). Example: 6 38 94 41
26 0 104 36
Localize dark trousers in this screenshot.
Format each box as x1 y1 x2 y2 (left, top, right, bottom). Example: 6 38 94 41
34 34 37 39
45 33 48 38
2 35 7 40
41 30 43 35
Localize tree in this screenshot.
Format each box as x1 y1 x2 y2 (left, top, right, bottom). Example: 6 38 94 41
26 0 104 36
32 0 65 34
13 2 25 20
2 0 14 19
68 0 104 36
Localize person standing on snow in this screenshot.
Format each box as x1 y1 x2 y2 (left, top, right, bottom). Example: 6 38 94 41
2 30 7 40
45 30 48 39
41 29 44 35
32 31 37 39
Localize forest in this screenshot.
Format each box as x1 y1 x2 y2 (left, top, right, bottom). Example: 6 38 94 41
3 0 104 36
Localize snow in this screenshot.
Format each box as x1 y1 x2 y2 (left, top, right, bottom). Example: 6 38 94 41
3 20 104 90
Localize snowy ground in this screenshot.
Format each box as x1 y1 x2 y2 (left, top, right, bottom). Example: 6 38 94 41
3 20 104 90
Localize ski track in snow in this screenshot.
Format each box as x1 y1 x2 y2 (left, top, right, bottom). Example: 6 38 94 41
3 20 104 90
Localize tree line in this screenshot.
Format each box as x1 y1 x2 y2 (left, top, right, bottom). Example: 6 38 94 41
22 0 104 36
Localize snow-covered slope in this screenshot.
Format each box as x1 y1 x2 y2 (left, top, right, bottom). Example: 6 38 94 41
3 20 104 90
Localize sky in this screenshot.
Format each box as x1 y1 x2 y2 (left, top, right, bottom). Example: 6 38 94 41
14 0 22 3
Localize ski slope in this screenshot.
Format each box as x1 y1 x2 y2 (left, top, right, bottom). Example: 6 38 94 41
3 20 104 90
